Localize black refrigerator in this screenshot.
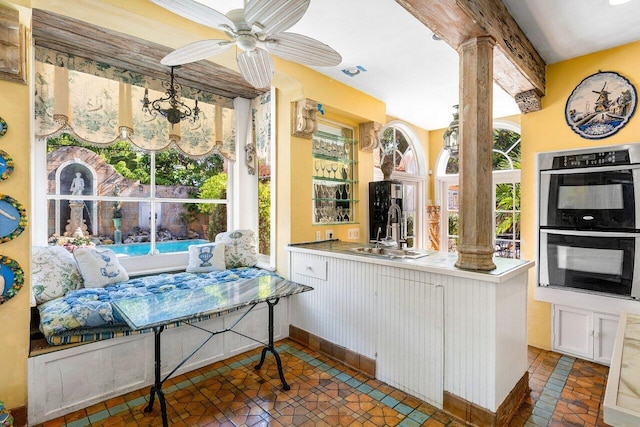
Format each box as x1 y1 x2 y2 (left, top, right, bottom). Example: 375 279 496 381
369 180 403 242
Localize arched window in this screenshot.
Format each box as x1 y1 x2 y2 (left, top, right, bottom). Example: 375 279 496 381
373 121 427 248
436 121 521 258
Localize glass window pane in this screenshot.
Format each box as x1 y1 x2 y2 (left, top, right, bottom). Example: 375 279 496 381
495 183 515 210
155 149 226 199
495 212 514 239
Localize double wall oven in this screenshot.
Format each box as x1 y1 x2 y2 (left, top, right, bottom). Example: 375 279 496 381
538 144 640 299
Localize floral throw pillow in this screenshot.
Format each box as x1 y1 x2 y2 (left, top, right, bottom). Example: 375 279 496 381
73 247 129 288
32 245 83 304
215 229 258 268
186 242 226 273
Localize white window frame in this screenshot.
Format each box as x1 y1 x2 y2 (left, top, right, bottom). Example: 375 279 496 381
32 137 235 275
435 120 521 255
373 120 427 248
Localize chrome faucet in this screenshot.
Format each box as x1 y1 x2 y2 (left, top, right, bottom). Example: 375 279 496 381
386 203 404 248
375 227 382 248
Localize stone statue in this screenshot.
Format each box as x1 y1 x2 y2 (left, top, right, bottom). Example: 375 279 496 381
70 172 85 195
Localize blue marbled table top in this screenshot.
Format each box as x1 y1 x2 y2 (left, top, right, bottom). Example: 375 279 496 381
113 276 312 330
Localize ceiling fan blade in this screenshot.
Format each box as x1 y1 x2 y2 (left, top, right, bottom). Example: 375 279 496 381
161 39 233 66
245 0 310 35
266 32 342 67
150 0 235 32
237 48 274 88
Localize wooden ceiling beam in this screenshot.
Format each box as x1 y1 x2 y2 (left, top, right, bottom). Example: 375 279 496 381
395 0 545 108
32 9 265 101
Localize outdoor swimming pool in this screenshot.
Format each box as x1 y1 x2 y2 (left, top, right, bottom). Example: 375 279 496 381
109 239 209 256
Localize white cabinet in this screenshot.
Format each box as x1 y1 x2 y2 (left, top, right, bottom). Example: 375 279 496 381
553 304 619 365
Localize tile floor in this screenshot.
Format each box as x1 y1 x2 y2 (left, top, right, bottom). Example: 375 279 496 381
35 340 611 427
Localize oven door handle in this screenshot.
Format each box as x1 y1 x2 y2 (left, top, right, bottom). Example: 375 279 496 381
540 229 640 238
540 164 640 175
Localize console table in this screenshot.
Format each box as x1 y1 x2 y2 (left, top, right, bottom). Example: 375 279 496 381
113 275 312 427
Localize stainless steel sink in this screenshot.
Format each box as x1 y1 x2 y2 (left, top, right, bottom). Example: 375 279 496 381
349 247 428 259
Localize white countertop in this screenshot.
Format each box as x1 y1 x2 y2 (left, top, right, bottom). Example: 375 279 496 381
287 240 534 283
605 312 640 426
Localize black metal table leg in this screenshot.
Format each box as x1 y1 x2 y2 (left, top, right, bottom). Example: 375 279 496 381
144 325 168 427
254 298 290 390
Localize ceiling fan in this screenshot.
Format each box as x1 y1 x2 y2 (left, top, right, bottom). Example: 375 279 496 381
151 0 342 88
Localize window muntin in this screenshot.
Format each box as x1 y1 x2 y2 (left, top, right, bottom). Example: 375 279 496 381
379 126 417 173
438 123 522 259
44 135 228 258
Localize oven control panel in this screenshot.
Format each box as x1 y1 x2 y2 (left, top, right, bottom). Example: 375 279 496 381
552 150 631 169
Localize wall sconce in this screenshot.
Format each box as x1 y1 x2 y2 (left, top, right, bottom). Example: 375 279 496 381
443 104 459 157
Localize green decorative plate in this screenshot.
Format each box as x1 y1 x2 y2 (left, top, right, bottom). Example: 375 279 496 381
0 150 14 181
0 117 7 137
0 195 27 243
0 256 24 305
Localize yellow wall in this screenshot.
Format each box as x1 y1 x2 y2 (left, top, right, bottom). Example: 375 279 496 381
0 0 392 408
522 40 640 349
0 1 31 409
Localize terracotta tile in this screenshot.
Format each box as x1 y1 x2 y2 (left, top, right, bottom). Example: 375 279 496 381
39 340 613 427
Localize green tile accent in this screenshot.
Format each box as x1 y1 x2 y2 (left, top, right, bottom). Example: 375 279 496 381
368 389 387 401
87 409 110 423
407 410 430 423
66 418 91 427
381 395 399 408
107 402 130 416
126 396 147 408
395 402 413 415
176 379 192 389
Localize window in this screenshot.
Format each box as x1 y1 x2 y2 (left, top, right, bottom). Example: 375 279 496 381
39 134 231 271
33 51 240 274
373 122 426 248
436 121 521 258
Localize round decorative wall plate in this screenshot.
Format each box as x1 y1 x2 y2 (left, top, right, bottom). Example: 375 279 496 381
565 71 637 139
0 150 14 181
0 117 6 137
0 195 27 243
0 256 24 305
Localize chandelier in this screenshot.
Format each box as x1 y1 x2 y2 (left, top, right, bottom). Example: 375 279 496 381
443 104 459 157
142 66 200 125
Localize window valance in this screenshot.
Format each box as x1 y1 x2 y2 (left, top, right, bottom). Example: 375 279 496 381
34 47 236 160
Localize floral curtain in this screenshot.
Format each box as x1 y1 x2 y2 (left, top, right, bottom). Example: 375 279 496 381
34 47 237 160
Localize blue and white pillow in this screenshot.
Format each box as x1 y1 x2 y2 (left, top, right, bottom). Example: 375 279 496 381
73 247 129 288
186 242 226 273
215 229 258 268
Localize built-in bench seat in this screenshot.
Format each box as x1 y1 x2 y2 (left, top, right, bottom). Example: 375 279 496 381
28 231 290 425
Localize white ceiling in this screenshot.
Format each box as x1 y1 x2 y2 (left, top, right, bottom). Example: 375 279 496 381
195 0 640 130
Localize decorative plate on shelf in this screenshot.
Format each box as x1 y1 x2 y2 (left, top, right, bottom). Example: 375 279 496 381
0 150 14 181
565 71 637 139
0 255 24 305
0 117 6 137
0 195 27 243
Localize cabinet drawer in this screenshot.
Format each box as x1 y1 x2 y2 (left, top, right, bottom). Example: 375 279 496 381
296 258 327 281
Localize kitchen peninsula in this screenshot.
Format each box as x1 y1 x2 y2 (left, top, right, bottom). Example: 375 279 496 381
287 240 534 426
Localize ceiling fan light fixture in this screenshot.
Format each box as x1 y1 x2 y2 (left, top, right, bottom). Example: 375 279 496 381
237 34 257 51
156 0 341 88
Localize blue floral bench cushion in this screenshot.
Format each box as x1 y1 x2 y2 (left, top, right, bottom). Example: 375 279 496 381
38 267 279 345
